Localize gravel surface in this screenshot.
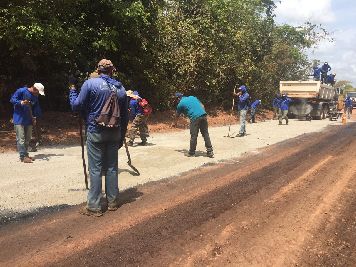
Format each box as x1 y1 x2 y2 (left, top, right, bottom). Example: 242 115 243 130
0 118 347 220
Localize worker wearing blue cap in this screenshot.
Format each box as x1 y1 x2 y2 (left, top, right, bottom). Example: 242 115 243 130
233 85 250 137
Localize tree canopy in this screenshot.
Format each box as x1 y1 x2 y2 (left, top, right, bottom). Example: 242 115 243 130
0 0 330 114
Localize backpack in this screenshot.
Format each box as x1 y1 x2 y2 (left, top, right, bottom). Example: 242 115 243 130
95 84 120 128
138 98 152 116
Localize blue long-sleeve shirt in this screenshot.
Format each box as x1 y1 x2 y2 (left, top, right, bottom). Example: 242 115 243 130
69 74 128 135
129 98 144 120
321 64 331 73
10 87 42 125
272 97 281 108
250 100 261 109
237 92 250 111
313 67 321 79
326 74 335 84
280 97 292 111
345 97 353 107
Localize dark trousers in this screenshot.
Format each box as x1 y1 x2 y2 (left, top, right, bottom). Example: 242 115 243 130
189 115 213 153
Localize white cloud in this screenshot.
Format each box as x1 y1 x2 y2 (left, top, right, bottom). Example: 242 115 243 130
275 0 356 86
275 0 336 25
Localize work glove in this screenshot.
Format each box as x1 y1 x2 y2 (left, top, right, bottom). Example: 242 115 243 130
68 75 78 88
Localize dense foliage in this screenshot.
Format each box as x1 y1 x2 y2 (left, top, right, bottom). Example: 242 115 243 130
0 0 329 114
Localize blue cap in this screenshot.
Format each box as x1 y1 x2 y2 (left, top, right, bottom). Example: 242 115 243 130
239 85 247 92
133 91 139 96
175 92 184 98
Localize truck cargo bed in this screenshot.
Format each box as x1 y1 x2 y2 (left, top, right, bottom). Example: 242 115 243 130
280 81 335 100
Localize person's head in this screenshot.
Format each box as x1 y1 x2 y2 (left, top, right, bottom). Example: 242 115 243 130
239 85 247 93
97 59 116 75
29 83 45 96
175 92 184 99
126 90 140 99
172 92 184 106
324 62 328 65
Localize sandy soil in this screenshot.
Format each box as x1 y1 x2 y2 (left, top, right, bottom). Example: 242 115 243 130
1 110 264 152
0 114 347 220
0 115 355 266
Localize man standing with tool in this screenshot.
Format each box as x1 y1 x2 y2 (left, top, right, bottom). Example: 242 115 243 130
279 94 292 125
233 85 250 137
10 83 44 163
69 59 129 217
172 92 214 158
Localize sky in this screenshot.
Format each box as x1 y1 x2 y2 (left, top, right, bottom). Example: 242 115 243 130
274 0 356 86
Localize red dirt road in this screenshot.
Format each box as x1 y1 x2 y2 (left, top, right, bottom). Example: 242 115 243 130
0 122 355 266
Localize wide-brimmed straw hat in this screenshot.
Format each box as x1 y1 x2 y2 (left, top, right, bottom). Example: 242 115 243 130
126 90 140 99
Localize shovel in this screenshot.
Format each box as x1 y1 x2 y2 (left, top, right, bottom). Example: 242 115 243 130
224 87 237 137
124 138 140 175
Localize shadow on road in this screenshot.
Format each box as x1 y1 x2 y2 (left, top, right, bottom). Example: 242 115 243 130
33 153 65 161
101 187 144 212
0 187 144 226
0 204 70 226
119 167 140 176
175 149 208 157
128 142 156 147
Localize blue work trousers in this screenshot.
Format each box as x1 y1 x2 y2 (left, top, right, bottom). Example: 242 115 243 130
239 109 247 135
86 129 121 211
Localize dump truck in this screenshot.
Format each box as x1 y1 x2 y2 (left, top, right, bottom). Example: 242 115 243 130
279 81 337 120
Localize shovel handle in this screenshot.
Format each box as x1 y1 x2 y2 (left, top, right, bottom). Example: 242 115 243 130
124 138 132 165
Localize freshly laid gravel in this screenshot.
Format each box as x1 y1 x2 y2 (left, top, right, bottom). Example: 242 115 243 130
0 118 346 222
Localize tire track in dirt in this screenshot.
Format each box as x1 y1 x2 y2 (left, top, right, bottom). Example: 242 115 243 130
53 124 355 266
167 133 356 266
297 178 356 266
267 155 333 204
1 131 326 266
0 123 355 266
0 144 303 267
159 132 356 266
